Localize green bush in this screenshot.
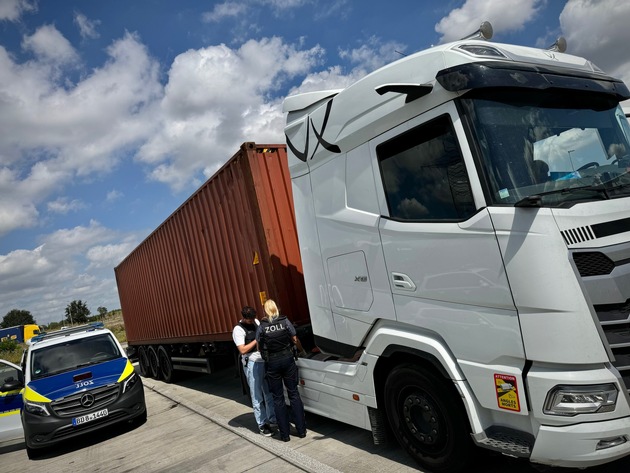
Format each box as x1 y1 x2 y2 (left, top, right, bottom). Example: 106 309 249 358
0 339 24 364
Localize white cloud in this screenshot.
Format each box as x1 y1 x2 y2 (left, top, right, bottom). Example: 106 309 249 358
74 12 100 39
0 221 135 325
435 0 543 43
106 189 123 202
0 0 35 21
0 31 162 235
202 2 248 22
137 37 324 190
47 197 86 214
22 24 79 65
339 36 406 73
559 0 630 86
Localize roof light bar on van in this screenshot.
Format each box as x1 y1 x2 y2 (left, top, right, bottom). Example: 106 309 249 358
30 322 105 343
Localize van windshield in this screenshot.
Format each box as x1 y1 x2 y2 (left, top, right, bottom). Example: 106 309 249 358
460 90 630 207
31 333 122 380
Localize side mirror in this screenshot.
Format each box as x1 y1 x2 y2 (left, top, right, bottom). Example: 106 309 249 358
0 378 24 393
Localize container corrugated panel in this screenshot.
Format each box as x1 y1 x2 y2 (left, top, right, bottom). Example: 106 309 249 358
115 143 310 346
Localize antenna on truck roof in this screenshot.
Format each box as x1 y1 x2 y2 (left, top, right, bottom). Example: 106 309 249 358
460 21 493 41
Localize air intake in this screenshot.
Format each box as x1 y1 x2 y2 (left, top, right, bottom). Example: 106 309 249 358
561 226 596 245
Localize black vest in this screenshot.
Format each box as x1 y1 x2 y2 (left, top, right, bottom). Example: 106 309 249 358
259 316 292 358
238 321 257 354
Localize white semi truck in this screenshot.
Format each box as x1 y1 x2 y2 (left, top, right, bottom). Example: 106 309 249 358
283 23 630 472
118 23 630 472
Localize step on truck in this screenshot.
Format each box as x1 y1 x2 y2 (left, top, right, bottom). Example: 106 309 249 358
116 22 630 472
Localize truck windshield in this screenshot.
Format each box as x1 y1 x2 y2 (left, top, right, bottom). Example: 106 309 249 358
31 333 121 380
460 90 630 207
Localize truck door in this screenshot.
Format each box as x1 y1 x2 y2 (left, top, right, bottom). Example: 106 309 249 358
370 102 524 366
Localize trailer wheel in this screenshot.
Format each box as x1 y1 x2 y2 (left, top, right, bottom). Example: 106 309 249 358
158 345 176 383
384 365 472 472
137 346 150 377
148 345 161 379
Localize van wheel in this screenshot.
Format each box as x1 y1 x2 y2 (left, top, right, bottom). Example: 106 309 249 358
158 346 176 383
384 365 472 472
137 346 150 377
148 346 161 379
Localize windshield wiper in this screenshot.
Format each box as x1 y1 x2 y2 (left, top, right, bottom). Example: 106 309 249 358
76 361 100 368
514 185 609 207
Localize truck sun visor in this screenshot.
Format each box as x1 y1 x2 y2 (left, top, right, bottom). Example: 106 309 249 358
436 61 630 101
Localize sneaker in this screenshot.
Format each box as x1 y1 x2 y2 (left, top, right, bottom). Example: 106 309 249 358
259 425 274 437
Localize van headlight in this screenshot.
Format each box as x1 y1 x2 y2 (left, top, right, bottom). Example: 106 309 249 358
24 400 50 416
122 372 139 393
544 384 618 416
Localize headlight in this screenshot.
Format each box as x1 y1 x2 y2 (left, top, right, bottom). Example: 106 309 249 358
122 372 138 393
544 384 618 416
24 400 50 416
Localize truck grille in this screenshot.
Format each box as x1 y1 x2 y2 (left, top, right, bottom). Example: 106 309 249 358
594 301 630 396
50 383 120 417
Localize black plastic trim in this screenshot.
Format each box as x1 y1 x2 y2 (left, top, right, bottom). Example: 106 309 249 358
436 61 630 100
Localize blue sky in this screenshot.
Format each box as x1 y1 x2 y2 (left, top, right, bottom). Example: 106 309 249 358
1 0 630 325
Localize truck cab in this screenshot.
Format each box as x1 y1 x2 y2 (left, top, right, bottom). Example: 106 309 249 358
2 323 146 458
285 27 630 471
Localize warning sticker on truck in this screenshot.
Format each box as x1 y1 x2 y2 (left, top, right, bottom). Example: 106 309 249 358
494 373 520 412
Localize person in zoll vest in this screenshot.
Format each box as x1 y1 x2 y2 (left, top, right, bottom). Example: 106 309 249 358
256 299 306 442
232 305 276 436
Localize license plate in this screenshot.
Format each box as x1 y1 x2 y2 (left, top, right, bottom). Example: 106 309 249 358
72 408 108 426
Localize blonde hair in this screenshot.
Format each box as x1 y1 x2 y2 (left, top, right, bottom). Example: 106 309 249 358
263 299 280 322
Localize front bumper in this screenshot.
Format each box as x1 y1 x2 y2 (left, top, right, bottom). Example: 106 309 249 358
531 416 630 468
22 378 146 449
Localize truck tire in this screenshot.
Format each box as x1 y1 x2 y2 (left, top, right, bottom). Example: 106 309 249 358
148 345 161 379
137 346 150 377
158 345 176 383
384 364 473 472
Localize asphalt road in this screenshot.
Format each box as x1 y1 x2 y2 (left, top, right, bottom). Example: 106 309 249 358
1 365 630 473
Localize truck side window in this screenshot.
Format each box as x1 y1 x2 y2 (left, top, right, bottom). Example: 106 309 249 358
376 115 475 221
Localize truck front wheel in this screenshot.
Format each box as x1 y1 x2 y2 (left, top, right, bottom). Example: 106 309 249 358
384 365 472 472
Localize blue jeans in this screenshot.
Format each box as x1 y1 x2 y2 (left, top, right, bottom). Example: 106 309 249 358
266 355 306 439
245 360 276 428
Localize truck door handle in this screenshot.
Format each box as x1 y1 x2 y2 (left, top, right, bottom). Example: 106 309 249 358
391 273 417 291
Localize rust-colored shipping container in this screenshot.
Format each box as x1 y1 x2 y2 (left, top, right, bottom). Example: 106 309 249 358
115 142 309 350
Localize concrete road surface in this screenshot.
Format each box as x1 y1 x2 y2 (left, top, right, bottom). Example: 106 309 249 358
1 365 630 473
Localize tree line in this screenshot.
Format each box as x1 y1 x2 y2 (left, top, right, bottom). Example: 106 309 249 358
1 300 115 330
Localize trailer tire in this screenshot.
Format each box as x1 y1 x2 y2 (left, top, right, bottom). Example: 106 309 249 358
384 364 472 473
137 346 150 377
158 345 176 383
148 345 161 379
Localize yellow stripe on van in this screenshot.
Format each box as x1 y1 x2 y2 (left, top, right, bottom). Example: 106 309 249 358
0 409 20 417
116 360 135 382
24 385 52 403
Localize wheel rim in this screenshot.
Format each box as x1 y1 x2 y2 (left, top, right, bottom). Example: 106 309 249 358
138 347 149 377
148 346 159 378
158 348 171 379
400 389 446 454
